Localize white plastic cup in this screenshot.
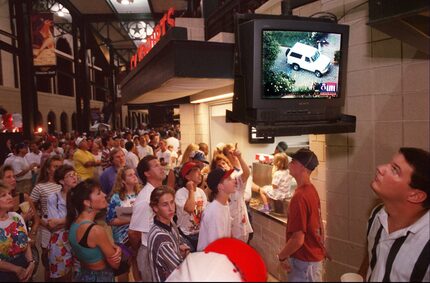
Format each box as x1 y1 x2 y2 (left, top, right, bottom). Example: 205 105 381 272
340 273 363 282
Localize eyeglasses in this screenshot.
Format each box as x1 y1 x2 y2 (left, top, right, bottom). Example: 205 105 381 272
65 172 78 178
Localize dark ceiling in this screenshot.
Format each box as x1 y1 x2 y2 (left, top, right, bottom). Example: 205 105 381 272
55 0 192 69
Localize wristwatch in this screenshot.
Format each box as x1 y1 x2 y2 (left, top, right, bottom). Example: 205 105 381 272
277 254 288 262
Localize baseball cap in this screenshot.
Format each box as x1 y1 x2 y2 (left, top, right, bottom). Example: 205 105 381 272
291 148 319 171
207 168 234 192
75 137 86 146
180 162 200 178
165 238 267 282
274 141 288 154
189 150 209 164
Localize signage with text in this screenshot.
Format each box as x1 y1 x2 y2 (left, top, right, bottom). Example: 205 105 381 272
130 8 175 70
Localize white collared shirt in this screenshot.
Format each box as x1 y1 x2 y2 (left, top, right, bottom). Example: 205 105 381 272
129 182 155 247
366 207 430 282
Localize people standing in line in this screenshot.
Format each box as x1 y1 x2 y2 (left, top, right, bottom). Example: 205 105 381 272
0 183 36 282
259 153 294 213
46 165 78 281
67 179 122 282
125 141 139 170
4 143 37 194
148 186 189 282
197 167 236 251
99 149 126 196
73 137 100 181
106 167 141 282
359 147 430 282
30 155 63 281
277 148 326 282
212 145 252 243
175 162 208 251
129 155 166 282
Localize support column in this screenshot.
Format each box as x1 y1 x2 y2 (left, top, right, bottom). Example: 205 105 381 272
79 23 91 133
72 22 83 133
108 47 116 130
16 0 38 139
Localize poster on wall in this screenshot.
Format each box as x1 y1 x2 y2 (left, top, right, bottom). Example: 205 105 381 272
31 12 56 76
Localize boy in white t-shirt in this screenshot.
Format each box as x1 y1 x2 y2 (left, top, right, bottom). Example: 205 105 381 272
197 168 236 251
175 161 208 251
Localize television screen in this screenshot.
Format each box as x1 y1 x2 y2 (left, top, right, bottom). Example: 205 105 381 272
262 30 343 99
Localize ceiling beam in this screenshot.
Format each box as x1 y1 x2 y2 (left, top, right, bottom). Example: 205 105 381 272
83 13 162 22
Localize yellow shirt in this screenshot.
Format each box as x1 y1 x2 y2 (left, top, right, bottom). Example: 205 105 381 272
73 149 95 180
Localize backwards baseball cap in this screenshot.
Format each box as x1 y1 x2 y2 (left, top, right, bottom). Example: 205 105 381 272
291 148 319 171
207 168 234 192
274 141 288 154
180 162 200 178
189 150 209 164
75 137 86 146
165 238 267 282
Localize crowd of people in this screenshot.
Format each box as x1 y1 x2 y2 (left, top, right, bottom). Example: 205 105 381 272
0 122 428 282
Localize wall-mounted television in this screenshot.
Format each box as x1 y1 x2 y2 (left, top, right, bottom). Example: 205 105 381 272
231 14 350 124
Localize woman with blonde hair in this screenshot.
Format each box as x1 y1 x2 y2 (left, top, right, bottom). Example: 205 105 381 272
106 166 141 281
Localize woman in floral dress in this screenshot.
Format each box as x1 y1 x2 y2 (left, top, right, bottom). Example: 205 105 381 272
106 166 141 281
46 165 78 281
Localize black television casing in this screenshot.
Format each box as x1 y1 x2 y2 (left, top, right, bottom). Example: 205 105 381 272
232 14 350 124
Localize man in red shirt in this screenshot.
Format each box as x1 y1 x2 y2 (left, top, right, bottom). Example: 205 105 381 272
277 148 326 282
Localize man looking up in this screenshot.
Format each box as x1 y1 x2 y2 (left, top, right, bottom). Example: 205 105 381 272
359 147 429 282
129 155 166 281
99 148 126 195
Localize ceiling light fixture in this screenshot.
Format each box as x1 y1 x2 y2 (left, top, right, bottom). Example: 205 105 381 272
190 92 234 104
117 0 133 4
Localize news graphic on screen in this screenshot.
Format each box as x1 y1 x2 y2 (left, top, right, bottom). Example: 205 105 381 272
262 30 342 99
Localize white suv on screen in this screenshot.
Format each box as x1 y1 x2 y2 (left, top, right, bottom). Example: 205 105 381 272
286 42 331 77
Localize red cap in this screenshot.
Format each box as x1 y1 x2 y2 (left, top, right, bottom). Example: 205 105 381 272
180 162 200 178
204 238 267 282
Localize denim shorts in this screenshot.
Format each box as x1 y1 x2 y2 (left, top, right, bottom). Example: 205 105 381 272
288 257 323 282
